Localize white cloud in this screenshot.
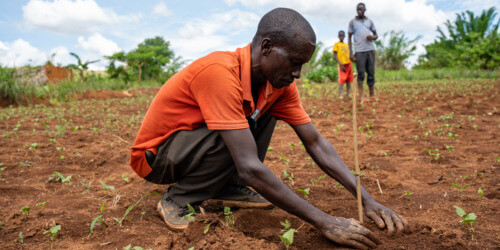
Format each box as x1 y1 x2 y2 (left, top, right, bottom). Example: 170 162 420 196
171 9 260 60
22 0 130 35
0 39 73 67
153 2 172 17
77 33 121 57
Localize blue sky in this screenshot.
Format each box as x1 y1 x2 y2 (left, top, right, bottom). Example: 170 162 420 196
1 0 498 70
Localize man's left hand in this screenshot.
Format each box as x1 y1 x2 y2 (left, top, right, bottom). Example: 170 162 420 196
364 200 408 235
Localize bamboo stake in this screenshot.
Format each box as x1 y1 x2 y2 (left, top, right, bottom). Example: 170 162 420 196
352 72 363 223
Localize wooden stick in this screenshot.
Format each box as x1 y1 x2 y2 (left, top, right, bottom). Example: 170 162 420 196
352 72 363 223
376 179 383 194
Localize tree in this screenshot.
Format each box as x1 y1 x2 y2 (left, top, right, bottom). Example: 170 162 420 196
67 52 99 84
417 7 499 70
374 31 421 70
107 36 175 86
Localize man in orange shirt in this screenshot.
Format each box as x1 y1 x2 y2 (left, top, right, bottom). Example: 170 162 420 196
131 8 406 249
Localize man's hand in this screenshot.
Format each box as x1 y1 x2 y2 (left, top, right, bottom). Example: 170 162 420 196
350 53 357 62
364 200 408 235
367 35 374 41
320 216 380 249
340 64 346 72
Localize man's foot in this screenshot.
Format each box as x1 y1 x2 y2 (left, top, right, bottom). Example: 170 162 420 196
157 192 192 230
206 185 274 209
339 95 344 99
370 96 378 102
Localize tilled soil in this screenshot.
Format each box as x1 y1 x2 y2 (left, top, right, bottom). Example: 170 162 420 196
0 80 499 249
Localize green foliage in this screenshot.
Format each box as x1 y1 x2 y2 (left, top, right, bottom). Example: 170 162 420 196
305 66 338 83
452 183 470 200
477 188 484 198
180 204 196 222
107 36 181 85
19 232 23 243
115 192 160 226
20 205 30 219
100 181 115 195
297 188 310 200
67 52 99 84
121 174 130 183
417 7 500 70
374 30 421 70
36 202 48 213
454 206 477 240
47 171 72 185
44 225 61 248
311 174 327 185
278 220 299 250
224 206 235 227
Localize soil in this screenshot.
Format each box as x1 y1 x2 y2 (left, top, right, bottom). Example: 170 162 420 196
0 80 499 249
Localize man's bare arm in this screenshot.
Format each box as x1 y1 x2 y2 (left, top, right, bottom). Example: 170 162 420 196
348 32 355 61
219 128 380 248
291 122 408 235
333 51 345 72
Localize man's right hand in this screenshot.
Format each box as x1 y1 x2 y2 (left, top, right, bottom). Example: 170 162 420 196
350 53 357 62
320 216 380 249
340 65 346 72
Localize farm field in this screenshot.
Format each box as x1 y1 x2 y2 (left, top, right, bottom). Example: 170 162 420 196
0 78 499 249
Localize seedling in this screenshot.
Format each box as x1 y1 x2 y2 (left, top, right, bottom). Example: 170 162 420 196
47 171 72 185
121 174 130 183
282 170 294 187
404 191 413 201
115 192 160 226
89 202 106 237
19 232 23 243
140 211 146 220
36 202 48 214
224 206 234 227
180 204 196 222
445 145 454 151
28 142 39 153
0 166 6 178
424 148 441 162
44 225 61 248
334 123 345 132
454 206 477 240
297 188 310 200
451 183 470 200
80 179 92 194
472 124 478 131
447 132 458 141
477 188 484 198
278 220 299 250
310 174 327 185
383 152 392 157
100 181 115 195
20 206 30 220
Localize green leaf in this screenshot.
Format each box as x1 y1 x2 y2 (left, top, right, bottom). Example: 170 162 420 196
451 183 461 189
478 188 484 196
187 204 195 214
89 215 103 236
280 219 291 229
464 213 476 223
204 224 210 234
454 205 466 217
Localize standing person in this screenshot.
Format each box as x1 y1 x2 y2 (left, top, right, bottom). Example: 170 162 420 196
333 30 353 99
348 2 378 102
130 8 407 249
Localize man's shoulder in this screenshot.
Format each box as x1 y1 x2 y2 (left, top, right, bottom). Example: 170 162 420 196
191 50 240 72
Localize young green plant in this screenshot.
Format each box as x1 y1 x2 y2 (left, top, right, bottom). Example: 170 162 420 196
44 225 61 248
224 206 235 227
451 183 470 200
454 206 477 240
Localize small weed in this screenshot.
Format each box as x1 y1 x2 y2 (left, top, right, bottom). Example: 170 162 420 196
80 178 92 194
278 220 300 250
451 183 470 200
310 174 327 185
445 145 454 151
20 205 30 220
447 132 458 141
100 181 115 195
121 174 130 183
297 188 310 200
404 191 413 201
180 204 196 222
424 148 441 162
89 202 106 237
44 225 61 248
224 206 234 227
36 202 48 213
47 171 72 185
454 206 477 241
383 152 392 157
477 188 484 198
283 170 294 187
115 192 160 226
472 124 478 131
19 232 23 243
140 211 146 220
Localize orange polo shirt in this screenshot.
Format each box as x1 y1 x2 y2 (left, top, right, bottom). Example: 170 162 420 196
130 43 311 177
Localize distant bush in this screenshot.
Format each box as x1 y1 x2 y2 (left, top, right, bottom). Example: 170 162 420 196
305 66 338 83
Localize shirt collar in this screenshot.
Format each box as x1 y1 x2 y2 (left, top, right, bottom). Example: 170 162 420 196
239 43 253 102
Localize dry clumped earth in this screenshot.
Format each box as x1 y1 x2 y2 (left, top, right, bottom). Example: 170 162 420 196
0 79 499 249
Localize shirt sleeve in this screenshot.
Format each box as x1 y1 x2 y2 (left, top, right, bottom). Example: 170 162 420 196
370 20 376 32
348 20 354 34
269 82 311 125
190 64 249 130
333 43 339 53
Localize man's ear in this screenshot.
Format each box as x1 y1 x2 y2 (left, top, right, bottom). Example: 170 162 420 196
261 38 272 56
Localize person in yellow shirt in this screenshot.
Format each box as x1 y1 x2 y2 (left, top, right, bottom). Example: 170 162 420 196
333 30 353 99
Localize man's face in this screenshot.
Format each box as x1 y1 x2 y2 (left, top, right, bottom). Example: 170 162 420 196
357 4 366 18
261 41 315 89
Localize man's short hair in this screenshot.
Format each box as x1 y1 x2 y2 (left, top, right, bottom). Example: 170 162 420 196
339 30 345 35
357 2 365 8
252 8 316 48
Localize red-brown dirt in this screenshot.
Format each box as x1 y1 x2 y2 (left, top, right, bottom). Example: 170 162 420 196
0 79 498 249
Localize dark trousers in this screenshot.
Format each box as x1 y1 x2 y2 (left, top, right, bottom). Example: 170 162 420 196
144 113 277 206
355 50 375 87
